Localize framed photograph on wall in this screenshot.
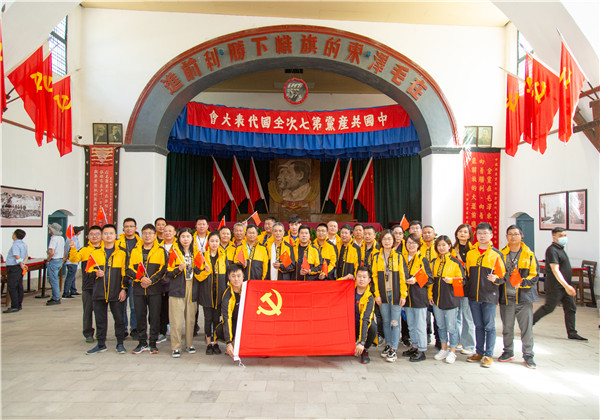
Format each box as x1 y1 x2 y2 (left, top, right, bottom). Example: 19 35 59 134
539 192 567 230
567 189 587 231
477 126 492 147
93 123 108 144
463 126 477 146
107 123 123 144
1 185 44 227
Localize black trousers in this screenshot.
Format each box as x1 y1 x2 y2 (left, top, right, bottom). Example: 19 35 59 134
134 294 162 345
82 289 95 339
533 287 578 336
93 299 125 347
6 265 24 309
203 306 221 340
374 304 385 338
160 292 169 335
355 321 377 349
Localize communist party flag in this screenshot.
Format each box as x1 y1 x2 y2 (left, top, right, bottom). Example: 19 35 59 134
524 55 560 154
248 158 265 213
231 156 250 212
234 280 355 358
324 159 341 214
41 55 53 144
0 21 6 122
7 47 44 145
52 76 72 156
558 41 586 143
212 159 231 221
505 74 524 157
339 160 354 214
355 158 375 223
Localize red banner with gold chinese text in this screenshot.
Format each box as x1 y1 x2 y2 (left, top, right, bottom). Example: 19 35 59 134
85 146 119 229
463 150 500 240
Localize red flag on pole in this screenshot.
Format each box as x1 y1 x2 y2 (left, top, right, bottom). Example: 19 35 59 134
338 160 354 214
524 55 560 154
414 267 428 288
66 224 74 239
236 247 246 266
41 55 53 144
452 277 464 297
0 21 6 122
232 156 251 212
558 41 586 143
86 254 99 273
509 269 522 287
400 214 410 231
95 207 107 225
248 158 262 213
321 261 328 276
249 211 261 226
212 160 230 221
280 251 292 268
301 254 310 272
136 263 146 280
7 47 44 146
217 216 225 231
494 257 505 278
52 76 72 156
323 159 341 214
234 280 355 358
353 158 375 222
194 251 205 269
168 248 178 266
505 73 525 157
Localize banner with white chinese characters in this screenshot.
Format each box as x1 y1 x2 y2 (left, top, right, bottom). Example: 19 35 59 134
463 149 500 241
84 146 119 230
187 102 410 135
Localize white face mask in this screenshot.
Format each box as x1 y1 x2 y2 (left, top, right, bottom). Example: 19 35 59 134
557 237 568 246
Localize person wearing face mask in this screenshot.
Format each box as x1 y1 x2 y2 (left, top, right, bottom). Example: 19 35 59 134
533 228 587 341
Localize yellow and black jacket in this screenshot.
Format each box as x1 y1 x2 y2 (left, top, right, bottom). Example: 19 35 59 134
127 243 168 296
266 240 296 280
452 241 473 265
198 248 229 308
69 241 103 291
394 240 405 256
216 286 240 344
165 242 202 302
193 231 211 252
420 241 438 266
356 286 375 346
313 239 337 279
352 239 367 265
499 243 539 305
87 246 128 302
430 254 464 310
283 233 299 248
293 242 323 280
372 249 408 304
258 231 272 247
220 241 235 255
465 242 506 304
336 242 362 278
328 234 342 256
226 241 245 264
404 252 434 308
232 241 269 281
363 243 380 272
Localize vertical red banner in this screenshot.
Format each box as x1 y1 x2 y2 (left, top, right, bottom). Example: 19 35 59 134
463 150 500 240
85 146 119 229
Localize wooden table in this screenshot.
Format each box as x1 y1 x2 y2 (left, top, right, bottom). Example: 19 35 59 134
538 263 586 302
1 258 47 307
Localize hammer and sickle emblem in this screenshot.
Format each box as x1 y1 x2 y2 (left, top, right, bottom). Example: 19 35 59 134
54 94 71 112
506 93 519 112
256 289 283 316
533 81 546 103
559 67 571 89
30 72 43 91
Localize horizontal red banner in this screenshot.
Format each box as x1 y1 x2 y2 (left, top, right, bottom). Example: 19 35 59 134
235 280 355 358
187 102 410 135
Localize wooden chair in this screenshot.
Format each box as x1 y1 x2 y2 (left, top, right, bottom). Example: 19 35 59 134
574 260 597 306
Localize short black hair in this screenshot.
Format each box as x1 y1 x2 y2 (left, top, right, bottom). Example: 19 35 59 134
356 266 370 276
13 229 26 240
364 225 376 232
265 216 277 223
289 214 301 224
88 225 102 233
476 222 493 232
123 217 136 226
552 227 566 235
142 224 156 233
340 224 353 233
246 224 258 233
316 223 328 230
154 217 167 225
102 224 117 233
353 223 364 230
409 220 422 229
506 224 522 235
227 263 244 278
195 215 209 224
74 226 85 235
423 225 435 231
391 224 403 232
298 224 311 234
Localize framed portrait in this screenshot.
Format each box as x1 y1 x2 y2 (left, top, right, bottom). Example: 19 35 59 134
539 192 567 230
107 123 123 144
463 126 477 146
93 123 108 144
567 189 587 231
1 186 44 227
477 126 492 147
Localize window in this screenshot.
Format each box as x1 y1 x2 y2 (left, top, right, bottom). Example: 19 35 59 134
49 17 67 76
517 31 533 78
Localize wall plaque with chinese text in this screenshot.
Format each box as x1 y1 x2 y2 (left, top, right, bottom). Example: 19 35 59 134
85 146 120 230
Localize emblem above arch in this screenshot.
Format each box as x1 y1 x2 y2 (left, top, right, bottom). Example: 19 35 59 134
125 25 458 155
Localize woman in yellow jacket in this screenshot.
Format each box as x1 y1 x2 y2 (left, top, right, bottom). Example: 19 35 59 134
372 229 407 363
452 223 476 355
198 232 228 355
429 235 465 364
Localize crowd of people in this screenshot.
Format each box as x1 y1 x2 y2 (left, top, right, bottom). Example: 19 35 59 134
3 214 588 366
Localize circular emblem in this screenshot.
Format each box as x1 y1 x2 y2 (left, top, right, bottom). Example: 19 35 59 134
283 78 308 105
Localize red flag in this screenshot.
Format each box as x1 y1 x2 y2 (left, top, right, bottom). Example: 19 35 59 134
509 269 522 287
250 211 261 226
136 263 146 280
86 255 99 273
41 55 53 144
248 158 261 213
321 261 328 275
7 47 44 145
235 280 355 358
355 158 375 223
280 251 292 267
452 277 464 297
217 216 225 231
212 161 230 221
505 74 524 157
194 251 205 268
301 255 310 272
0 21 6 122
66 224 74 239
325 159 341 214
341 161 354 214
95 207 107 224
168 248 177 266
524 55 560 154
52 76 72 156
558 42 586 143
494 257 505 278
414 267 428 288
236 247 246 266
400 214 410 231
231 156 250 212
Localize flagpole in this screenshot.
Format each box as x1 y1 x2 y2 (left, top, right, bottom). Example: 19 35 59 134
251 157 269 213
556 29 591 83
233 156 253 213
349 157 373 213
336 159 352 214
211 155 239 214
497 66 525 82
320 158 339 214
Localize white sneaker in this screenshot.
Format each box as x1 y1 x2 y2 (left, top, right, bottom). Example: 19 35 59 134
380 344 391 358
434 349 449 360
445 352 457 364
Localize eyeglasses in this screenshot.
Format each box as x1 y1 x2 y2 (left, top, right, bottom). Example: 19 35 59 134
507 233 522 237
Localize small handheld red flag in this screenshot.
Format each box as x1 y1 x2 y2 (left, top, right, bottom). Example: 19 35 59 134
217 216 225 231
66 224 74 239
301 255 310 272
236 247 247 266
400 214 409 231
250 212 261 226
136 263 146 280
168 248 177 266
96 207 107 224
86 255 99 273
194 251 205 269
494 257 505 278
509 269 522 287
321 261 328 275
452 277 464 297
414 267 428 288
280 251 292 268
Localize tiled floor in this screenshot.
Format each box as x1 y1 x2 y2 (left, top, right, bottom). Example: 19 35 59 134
2 286 598 419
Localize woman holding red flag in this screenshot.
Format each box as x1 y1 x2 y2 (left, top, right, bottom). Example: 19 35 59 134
198 232 228 355
452 224 476 356
429 235 465 364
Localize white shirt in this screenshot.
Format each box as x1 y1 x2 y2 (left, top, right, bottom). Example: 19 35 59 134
270 242 279 281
